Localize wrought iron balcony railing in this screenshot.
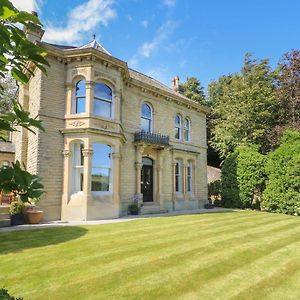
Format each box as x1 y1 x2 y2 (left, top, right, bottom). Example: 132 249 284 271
134 131 170 146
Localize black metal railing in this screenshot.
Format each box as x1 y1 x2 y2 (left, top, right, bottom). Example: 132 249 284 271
134 131 169 146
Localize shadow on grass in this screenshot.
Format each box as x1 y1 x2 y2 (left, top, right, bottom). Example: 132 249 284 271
0 226 88 254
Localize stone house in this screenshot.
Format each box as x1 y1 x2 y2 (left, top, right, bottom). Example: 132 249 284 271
15 20 209 221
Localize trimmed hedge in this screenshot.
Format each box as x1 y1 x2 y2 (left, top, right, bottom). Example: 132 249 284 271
221 145 266 208
261 131 300 215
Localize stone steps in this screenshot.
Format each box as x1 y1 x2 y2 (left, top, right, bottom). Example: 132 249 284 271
140 205 168 215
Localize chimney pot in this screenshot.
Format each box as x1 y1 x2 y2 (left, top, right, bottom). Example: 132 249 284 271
172 75 180 92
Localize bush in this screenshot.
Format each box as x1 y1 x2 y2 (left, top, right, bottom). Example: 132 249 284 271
0 288 23 300
208 180 222 206
221 145 266 208
9 201 25 215
262 130 300 215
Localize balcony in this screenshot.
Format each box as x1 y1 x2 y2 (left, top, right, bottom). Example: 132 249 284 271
134 131 170 146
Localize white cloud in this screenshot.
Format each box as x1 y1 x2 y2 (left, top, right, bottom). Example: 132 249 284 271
163 0 176 7
128 20 177 68
43 0 116 44
10 0 38 12
141 20 149 28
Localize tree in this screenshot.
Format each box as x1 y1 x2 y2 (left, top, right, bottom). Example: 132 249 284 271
208 54 278 158
0 74 17 113
277 50 300 131
0 0 49 202
179 77 206 105
261 130 300 215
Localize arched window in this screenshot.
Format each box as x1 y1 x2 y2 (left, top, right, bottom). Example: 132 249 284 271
175 160 183 192
71 142 84 193
175 115 182 140
187 160 193 193
141 103 152 132
91 143 112 192
184 118 191 142
74 80 86 113
94 83 113 118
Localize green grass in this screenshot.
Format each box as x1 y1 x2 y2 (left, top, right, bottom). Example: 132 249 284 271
1 211 300 299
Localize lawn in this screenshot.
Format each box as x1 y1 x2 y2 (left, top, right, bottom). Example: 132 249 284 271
1 211 300 300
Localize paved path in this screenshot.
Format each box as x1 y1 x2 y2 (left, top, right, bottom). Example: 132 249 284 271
0 208 235 232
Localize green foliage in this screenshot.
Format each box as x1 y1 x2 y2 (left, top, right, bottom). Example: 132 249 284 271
0 161 45 203
9 200 25 215
128 203 139 213
0 288 23 300
262 130 300 215
208 180 221 197
221 145 266 208
0 75 17 112
208 54 278 158
179 77 206 105
0 0 49 87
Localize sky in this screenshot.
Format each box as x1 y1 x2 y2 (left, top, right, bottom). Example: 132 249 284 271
11 0 300 89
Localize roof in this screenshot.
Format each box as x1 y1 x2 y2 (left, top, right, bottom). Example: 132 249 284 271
78 39 111 55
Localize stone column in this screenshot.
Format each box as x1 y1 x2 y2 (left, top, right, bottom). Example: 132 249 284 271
114 91 121 123
112 152 121 206
61 149 71 220
86 81 94 115
135 145 144 202
156 150 165 205
172 161 177 211
82 148 93 220
65 83 73 115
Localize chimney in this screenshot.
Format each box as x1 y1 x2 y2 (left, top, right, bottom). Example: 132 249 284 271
24 11 45 43
172 76 180 92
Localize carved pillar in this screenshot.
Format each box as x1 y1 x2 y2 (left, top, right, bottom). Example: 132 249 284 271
156 150 165 205
82 148 93 220
112 152 121 205
65 83 73 115
86 81 94 115
135 145 144 200
61 149 71 221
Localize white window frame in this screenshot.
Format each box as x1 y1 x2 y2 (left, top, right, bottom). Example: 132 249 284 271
93 83 114 119
74 80 86 114
71 142 84 194
141 102 153 132
91 143 112 193
184 118 191 142
175 115 182 140
187 160 193 194
175 160 183 193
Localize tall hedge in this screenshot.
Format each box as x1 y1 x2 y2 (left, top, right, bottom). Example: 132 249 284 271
262 131 300 215
221 145 266 208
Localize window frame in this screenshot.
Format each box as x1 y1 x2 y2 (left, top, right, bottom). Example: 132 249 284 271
175 160 183 193
141 102 153 132
74 80 86 114
93 82 113 119
175 114 182 140
184 117 191 142
71 142 84 194
91 143 112 193
187 160 193 194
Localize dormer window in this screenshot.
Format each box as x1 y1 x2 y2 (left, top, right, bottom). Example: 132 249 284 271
141 103 153 132
94 83 113 118
75 80 86 113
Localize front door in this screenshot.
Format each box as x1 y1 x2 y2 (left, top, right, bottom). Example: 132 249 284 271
141 157 153 202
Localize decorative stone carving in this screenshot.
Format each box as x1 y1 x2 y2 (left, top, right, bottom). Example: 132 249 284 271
62 150 71 158
82 149 94 157
69 121 85 127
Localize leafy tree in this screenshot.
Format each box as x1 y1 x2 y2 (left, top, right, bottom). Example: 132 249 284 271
208 54 278 158
261 130 300 215
0 74 17 112
221 145 266 208
179 77 206 104
0 0 49 202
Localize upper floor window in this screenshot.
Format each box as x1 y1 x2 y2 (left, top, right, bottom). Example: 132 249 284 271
94 83 113 118
175 160 183 192
72 142 84 193
141 103 152 132
91 143 111 192
75 80 86 113
175 115 182 140
184 118 191 142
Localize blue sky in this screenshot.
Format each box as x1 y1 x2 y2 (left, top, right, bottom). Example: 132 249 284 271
12 0 300 89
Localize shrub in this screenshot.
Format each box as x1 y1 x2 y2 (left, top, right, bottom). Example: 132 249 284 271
9 201 25 215
208 180 222 206
0 288 23 300
262 130 300 215
221 145 266 208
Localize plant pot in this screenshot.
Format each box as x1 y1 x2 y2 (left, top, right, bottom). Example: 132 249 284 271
11 213 25 226
26 211 43 224
130 210 139 215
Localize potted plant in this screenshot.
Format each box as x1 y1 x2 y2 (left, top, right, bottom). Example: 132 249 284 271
128 203 139 215
10 200 25 225
25 197 43 224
